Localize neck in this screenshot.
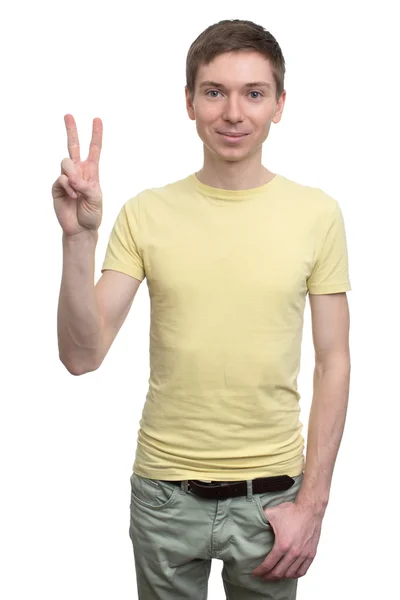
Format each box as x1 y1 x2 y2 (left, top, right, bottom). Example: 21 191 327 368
196 151 275 191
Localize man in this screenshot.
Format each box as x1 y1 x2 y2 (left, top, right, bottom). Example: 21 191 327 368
55 18 351 600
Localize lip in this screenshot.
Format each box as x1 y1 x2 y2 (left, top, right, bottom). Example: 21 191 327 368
217 131 248 136
217 132 249 142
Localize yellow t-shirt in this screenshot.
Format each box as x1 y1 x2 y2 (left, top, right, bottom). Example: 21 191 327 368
101 173 351 480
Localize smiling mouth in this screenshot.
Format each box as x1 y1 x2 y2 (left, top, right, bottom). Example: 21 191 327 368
217 132 249 137
217 132 249 143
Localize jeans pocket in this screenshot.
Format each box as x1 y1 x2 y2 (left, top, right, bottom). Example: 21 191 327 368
254 493 272 527
130 473 178 510
254 473 304 527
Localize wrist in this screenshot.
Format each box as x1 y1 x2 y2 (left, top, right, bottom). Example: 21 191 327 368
63 229 98 244
295 495 328 518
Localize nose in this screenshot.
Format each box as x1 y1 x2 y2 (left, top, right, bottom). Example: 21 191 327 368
222 94 244 123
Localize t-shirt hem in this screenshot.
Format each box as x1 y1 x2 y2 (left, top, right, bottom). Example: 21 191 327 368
308 282 351 294
101 261 145 281
132 464 305 481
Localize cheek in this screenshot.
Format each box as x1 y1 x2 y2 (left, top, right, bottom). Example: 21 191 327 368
251 118 271 135
201 113 218 127
195 118 217 139
194 121 211 144
195 102 220 121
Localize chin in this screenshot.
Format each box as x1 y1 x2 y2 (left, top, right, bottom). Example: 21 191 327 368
216 152 249 163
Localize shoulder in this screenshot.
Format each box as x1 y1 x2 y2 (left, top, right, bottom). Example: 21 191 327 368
278 174 338 217
125 175 193 211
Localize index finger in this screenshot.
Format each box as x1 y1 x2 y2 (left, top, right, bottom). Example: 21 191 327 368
87 117 103 164
64 114 81 162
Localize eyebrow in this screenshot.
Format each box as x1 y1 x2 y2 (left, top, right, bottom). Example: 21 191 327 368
199 80 273 91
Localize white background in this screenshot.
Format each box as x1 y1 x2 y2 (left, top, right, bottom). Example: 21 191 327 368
1 0 399 598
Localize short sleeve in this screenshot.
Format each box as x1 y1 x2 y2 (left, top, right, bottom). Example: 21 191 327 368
101 196 145 281
307 202 351 294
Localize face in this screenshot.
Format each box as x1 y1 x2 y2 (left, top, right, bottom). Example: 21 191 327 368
185 51 286 163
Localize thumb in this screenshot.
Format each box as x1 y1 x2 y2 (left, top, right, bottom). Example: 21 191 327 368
264 505 278 520
68 175 90 196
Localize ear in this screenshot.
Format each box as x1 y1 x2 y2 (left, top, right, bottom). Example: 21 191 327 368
272 90 286 124
185 86 196 121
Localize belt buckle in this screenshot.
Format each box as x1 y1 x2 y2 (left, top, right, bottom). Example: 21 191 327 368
186 480 236 499
195 480 231 488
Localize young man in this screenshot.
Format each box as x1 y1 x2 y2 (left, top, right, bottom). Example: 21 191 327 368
55 19 351 600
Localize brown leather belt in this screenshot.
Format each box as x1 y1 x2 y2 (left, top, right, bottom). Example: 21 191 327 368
163 475 295 500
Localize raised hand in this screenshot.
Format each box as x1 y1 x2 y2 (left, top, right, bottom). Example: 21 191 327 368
52 114 103 237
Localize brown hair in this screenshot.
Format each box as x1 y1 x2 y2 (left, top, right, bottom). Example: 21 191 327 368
186 19 286 105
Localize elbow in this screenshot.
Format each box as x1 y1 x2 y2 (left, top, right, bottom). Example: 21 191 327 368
60 357 99 376
314 348 351 372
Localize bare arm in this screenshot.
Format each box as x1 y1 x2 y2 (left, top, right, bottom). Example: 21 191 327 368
93 268 142 371
54 114 142 375
57 230 141 375
295 292 351 516
57 230 101 375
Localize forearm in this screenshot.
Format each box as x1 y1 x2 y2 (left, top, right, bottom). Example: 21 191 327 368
58 230 102 374
296 361 351 516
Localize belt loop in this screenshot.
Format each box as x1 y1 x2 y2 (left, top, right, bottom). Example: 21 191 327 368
181 480 189 493
246 479 253 501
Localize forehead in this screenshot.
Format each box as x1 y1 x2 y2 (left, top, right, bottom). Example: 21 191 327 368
197 51 273 84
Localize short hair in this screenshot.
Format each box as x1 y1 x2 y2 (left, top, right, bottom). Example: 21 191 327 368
186 19 286 104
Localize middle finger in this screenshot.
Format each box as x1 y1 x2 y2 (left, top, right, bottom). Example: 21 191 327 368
87 117 103 165
64 114 81 162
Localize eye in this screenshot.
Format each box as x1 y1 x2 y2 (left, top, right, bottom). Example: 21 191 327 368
249 91 263 99
205 90 221 98
205 90 263 99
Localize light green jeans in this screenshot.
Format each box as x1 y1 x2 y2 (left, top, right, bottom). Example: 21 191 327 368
129 471 304 599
